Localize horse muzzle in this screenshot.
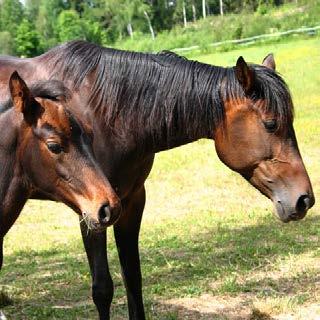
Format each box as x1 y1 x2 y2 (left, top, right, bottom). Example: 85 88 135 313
98 203 122 227
82 202 122 232
273 192 315 223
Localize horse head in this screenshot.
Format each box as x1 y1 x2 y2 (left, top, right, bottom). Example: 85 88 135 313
214 55 314 222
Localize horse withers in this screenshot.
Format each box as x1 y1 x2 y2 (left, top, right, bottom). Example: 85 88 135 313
0 72 121 268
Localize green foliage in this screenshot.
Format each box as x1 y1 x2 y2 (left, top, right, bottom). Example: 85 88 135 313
0 0 23 38
0 0 317 56
150 0 175 31
36 0 65 50
57 9 84 42
83 20 106 45
15 19 40 57
115 1 320 53
104 0 150 40
25 0 42 21
0 31 14 55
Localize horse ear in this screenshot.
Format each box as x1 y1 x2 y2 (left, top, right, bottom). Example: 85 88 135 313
262 53 276 70
9 71 39 124
235 56 254 94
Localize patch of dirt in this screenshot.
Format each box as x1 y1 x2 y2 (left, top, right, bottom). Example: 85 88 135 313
160 294 255 319
159 294 320 320
275 303 320 320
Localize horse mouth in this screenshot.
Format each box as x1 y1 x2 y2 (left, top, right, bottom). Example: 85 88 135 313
80 212 105 233
80 204 122 233
274 201 289 223
274 200 306 223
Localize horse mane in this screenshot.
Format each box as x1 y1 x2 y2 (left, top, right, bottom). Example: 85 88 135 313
31 80 71 102
0 80 71 113
44 40 293 142
249 64 294 126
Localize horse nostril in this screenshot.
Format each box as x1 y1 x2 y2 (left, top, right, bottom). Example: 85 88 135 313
98 204 111 224
296 194 310 215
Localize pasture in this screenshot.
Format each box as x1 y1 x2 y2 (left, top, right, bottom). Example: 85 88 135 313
0 37 319 319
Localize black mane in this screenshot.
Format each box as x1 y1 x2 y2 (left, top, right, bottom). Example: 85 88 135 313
30 80 71 102
0 80 71 113
45 40 293 144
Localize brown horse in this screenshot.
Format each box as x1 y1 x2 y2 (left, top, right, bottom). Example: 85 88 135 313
0 42 315 320
0 71 121 268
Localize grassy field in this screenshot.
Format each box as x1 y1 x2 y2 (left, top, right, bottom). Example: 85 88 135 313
0 37 319 319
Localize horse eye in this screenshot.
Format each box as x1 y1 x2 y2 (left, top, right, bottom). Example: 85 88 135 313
47 142 63 154
264 119 277 132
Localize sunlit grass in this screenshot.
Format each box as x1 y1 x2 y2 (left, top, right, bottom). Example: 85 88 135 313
1 37 319 319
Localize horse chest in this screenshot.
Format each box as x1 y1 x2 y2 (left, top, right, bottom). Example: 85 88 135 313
93 143 154 200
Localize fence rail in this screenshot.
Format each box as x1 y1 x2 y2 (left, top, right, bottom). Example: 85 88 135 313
173 25 320 53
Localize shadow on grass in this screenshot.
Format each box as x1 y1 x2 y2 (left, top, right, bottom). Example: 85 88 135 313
0 214 319 319
140 214 320 294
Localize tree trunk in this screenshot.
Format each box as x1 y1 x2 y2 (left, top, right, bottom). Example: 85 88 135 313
202 0 206 19
144 11 155 40
219 0 224 16
192 2 196 22
127 22 133 39
182 1 187 27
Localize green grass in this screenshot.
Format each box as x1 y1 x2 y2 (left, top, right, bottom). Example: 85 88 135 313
1 37 320 319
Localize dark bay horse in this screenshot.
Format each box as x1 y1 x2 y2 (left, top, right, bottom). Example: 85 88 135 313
0 71 121 267
0 42 315 319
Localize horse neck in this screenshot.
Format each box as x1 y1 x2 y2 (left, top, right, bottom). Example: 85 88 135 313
103 59 224 153
43 44 227 153
107 99 216 154
134 112 212 153
0 110 28 235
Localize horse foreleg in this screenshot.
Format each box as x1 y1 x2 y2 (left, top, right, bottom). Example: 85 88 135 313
114 187 146 320
0 193 28 270
80 221 113 320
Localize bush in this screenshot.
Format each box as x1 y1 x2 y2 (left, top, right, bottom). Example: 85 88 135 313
57 10 85 43
15 19 40 57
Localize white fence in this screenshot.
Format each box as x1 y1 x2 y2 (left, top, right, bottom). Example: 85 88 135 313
173 25 320 53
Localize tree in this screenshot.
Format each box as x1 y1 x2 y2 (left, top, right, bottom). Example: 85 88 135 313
83 20 106 44
182 0 187 27
173 0 190 27
191 0 197 22
149 0 175 32
0 0 23 38
104 0 151 39
0 31 14 55
25 0 42 21
57 10 85 42
36 0 66 50
220 0 224 15
202 0 206 18
144 10 155 40
15 19 40 57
